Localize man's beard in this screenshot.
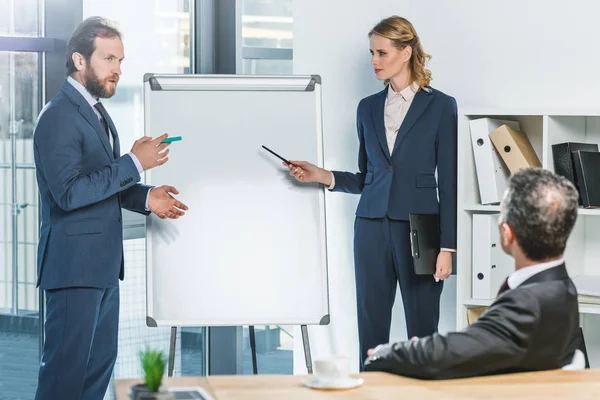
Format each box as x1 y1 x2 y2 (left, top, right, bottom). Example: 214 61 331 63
84 67 118 99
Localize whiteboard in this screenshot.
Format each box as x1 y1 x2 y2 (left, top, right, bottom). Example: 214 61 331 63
143 74 329 327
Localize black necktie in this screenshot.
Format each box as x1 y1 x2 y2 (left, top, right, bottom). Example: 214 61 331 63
497 277 510 296
94 102 111 139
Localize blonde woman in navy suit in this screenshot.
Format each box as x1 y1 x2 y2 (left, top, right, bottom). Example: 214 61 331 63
287 16 457 368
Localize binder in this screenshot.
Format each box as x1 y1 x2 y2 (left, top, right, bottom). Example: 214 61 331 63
572 150 600 208
489 124 542 173
469 118 519 204
551 142 598 185
408 213 439 275
472 214 514 300
466 306 488 325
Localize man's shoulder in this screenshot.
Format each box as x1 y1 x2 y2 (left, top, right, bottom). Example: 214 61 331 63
38 91 80 123
34 92 83 142
491 277 577 314
518 276 578 307
493 285 542 309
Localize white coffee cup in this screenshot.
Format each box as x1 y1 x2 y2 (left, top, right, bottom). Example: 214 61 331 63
313 356 349 383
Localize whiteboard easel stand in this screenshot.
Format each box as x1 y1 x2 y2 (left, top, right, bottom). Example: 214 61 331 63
249 325 258 374
166 324 313 376
168 326 177 377
144 73 327 379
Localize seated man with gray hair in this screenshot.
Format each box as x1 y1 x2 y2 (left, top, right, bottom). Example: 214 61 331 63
364 168 582 379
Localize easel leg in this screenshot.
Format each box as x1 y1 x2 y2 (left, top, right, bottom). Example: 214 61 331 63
168 326 177 377
249 325 258 374
301 325 313 374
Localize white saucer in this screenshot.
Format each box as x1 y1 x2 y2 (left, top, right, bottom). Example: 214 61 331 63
302 377 364 390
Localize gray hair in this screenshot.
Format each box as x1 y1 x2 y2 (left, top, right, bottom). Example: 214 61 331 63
499 168 578 260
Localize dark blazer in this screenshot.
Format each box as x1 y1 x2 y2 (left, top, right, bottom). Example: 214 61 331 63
34 81 151 290
330 86 457 248
364 264 580 379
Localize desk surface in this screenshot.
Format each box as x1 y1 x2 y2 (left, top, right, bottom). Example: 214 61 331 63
115 369 600 400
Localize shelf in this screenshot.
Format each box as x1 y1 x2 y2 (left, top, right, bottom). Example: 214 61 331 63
460 108 600 117
578 208 600 216
464 205 500 213
463 298 493 307
463 299 600 315
464 205 600 216
579 304 600 315
457 111 600 330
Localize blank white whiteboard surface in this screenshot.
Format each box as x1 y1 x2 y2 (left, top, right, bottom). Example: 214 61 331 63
143 74 329 327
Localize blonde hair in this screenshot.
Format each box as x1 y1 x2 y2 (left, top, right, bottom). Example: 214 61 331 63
369 16 432 90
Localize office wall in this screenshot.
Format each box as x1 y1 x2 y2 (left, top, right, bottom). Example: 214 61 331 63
292 0 600 372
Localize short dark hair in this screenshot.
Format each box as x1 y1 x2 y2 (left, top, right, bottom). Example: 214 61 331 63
66 16 122 75
499 168 579 261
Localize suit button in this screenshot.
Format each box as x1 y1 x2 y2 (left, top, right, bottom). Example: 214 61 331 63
118 216 122 223
388 166 393 172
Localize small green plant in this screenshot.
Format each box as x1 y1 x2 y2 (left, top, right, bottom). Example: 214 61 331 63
140 347 166 392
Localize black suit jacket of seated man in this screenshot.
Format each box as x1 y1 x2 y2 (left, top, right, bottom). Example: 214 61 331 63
364 263 580 379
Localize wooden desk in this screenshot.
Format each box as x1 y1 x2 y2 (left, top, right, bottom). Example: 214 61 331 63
115 369 600 400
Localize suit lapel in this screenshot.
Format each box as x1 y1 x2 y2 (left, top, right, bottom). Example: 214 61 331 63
61 82 114 160
81 105 115 160
392 88 433 156
370 87 392 162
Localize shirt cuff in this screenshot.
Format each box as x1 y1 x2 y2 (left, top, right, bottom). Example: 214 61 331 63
441 248 456 253
327 171 335 190
145 188 151 212
128 152 144 176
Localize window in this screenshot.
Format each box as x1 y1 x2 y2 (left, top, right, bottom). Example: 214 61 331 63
241 0 293 75
0 3 296 396
0 1 43 398
241 325 293 374
0 0 41 36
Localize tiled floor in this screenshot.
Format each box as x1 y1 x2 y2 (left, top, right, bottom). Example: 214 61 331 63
0 332 39 400
0 331 292 400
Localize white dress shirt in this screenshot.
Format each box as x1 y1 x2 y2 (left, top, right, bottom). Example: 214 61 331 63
67 76 150 209
383 82 418 155
507 258 565 289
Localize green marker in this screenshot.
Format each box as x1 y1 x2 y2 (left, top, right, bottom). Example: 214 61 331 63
161 136 182 143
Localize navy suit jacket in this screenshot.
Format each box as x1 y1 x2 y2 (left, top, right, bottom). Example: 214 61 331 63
33 81 151 290
331 86 457 249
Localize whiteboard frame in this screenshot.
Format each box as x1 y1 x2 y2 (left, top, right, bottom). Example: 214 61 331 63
143 74 330 327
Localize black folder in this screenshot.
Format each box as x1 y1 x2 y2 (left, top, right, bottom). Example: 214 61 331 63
552 142 598 205
572 150 600 208
408 213 440 275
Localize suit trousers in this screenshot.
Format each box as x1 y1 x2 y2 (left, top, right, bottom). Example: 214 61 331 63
354 216 443 368
35 285 119 400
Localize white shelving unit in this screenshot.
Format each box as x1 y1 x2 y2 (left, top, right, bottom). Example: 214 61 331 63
457 110 600 366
